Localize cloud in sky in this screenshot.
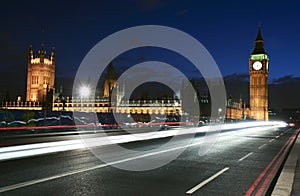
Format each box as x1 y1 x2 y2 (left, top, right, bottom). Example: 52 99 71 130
272 75 294 84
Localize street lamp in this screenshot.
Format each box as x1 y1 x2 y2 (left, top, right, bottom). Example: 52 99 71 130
79 86 90 111
79 86 90 98
218 108 222 123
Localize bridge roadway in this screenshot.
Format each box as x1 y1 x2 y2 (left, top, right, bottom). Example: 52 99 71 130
0 123 297 195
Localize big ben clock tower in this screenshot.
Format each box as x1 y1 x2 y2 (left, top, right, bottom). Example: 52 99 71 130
249 26 269 121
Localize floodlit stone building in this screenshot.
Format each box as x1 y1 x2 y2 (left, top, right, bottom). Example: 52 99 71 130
26 44 55 103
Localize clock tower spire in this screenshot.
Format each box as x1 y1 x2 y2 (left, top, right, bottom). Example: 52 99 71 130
252 25 266 55
249 25 269 121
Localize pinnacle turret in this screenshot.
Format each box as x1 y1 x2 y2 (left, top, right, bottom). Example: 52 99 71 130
51 47 55 63
105 62 116 81
28 45 33 61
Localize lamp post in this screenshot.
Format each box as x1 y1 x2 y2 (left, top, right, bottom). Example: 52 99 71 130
43 83 48 126
218 108 222 123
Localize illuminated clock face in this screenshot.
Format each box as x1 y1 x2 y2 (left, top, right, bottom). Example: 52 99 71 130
253 61 262 70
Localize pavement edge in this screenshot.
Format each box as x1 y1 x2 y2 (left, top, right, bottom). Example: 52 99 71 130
272 128 300 196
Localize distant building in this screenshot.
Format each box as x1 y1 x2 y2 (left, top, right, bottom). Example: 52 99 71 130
224 25 270 121
103 62 116 98
52 63 182 117
249 25 269 120
26 44 55 102
2 26 271 122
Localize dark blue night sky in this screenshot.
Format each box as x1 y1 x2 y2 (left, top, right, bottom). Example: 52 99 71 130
1 0 300 104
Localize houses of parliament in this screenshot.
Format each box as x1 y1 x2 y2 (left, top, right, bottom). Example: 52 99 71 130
1 27 269 121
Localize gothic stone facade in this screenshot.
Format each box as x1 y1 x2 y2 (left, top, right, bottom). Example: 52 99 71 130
26 44 55 102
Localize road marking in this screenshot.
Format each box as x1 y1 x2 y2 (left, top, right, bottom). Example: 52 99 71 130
186 167 229 194
244 130 298 196
275 135 280 139
284 129 290 134
258 144 267 149
238 152 253 162
269 139 275 143
0 139 209 193
0 122 288 193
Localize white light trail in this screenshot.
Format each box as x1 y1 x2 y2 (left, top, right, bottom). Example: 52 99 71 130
0 121 287 161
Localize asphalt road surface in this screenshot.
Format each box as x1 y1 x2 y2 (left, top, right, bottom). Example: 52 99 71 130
0 123 297 196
